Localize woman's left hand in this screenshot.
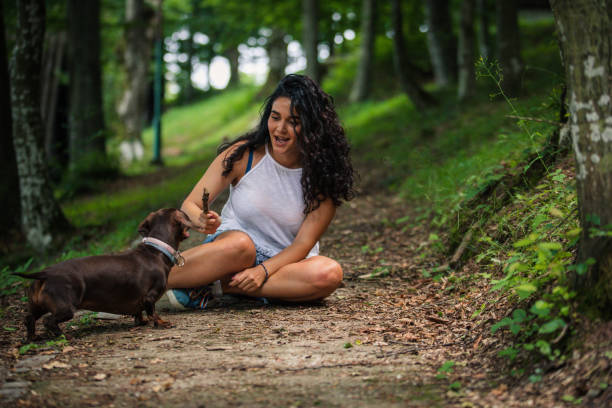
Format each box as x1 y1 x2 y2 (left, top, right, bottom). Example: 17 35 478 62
228 265 267 293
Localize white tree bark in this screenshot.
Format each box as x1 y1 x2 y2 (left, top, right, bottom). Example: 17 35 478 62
10 0 70 249
551 0 612 308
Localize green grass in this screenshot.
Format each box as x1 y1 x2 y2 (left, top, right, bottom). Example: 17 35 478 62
134 85 260 170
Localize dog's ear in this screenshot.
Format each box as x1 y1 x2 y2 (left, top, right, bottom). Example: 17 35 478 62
138 214 153 237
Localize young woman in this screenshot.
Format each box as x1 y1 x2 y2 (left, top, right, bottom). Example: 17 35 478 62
165 74 355 309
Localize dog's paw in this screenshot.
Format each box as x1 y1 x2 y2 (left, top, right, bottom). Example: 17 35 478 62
153 319 173 329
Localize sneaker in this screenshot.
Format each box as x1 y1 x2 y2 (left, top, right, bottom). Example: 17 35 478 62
165 287 212 310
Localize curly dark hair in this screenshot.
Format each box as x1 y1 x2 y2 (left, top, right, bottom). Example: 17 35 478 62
218 74 356 214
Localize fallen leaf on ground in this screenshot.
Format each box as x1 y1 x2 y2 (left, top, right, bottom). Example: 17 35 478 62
43 361 70 370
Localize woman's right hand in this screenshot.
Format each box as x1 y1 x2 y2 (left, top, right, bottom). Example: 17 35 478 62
198 210 221 234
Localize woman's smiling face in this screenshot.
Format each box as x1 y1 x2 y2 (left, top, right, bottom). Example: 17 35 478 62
267 96 302 166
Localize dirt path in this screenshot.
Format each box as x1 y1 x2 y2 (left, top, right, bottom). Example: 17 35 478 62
1 177 569 407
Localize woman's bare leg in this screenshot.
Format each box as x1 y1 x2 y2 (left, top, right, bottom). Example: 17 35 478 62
223 256 343 301
167 231 256 289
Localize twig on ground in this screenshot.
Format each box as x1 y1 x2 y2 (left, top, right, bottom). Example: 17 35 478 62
425 315 451 325
552 323 569 344
450 219 483 268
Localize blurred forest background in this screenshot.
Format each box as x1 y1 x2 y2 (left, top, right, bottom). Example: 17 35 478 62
1 1 611 402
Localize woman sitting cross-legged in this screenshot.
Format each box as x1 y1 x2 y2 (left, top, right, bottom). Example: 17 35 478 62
164 74 356 309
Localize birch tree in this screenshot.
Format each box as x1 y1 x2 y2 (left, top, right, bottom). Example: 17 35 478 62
550 0 612 309
10 0 70 249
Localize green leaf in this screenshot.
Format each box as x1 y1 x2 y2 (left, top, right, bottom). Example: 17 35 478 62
530 300 552 317
513 238 535 248
514 283 537 300
395 215 410 224
491 317 512 334
512 309 527 322
438 360 455 374
509 322 521 335
343 342 353 349
449 381 461 391
538 318 566 334
536 339 551 355
538 242 562 251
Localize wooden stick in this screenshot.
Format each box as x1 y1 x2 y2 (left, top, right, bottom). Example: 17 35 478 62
202 188 209 213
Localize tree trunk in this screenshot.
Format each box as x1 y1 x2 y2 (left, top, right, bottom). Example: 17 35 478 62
302 0 319 83
117 0 154 162
226 47 240 88
476 0 492 60
0 0 21 235
550 0 612 312
41 31 66 165
260 29 287 96
349 0 376 103
183 0 199 102
390 0 436 111
424 0 457 87
67 0 106 171
458 0 476 101
496 0 522 97
10 0 70 250
183 29 195 102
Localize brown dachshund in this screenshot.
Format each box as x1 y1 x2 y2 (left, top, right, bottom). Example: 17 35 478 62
15 208 202 342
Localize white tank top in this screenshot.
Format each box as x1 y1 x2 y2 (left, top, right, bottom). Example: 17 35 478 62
218 144 319 258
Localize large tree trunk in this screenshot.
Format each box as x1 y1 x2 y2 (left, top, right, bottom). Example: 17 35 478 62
41 31 67 167
550 0 612 312
226 47 240 88
67 0 106 171
117 0 154 162
182 0 199 102
260 29 287 96
424 0 457 87
10 0 70 250
0 0 21 236
457 0 476 101
496 0 523 97
390 0 435 111
349 0 376 103
302 0 319 83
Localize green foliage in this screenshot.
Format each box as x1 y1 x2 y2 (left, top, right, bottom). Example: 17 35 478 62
19 335 69 355
66 311 98 330
435 360 455 380
1 259 33 297
478 168 582 361
140 85 259 169
58 151 121 199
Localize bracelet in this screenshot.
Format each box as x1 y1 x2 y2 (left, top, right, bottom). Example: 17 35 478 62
260 262 269 283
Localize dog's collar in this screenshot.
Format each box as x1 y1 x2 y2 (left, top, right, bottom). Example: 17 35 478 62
142 237 185 267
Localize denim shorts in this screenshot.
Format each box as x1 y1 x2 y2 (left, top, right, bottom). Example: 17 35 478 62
203 230 271 266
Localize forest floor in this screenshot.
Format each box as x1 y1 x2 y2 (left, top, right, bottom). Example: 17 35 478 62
0 163 610 408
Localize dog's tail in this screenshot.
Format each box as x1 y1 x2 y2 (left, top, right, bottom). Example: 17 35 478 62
12 271 48 281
